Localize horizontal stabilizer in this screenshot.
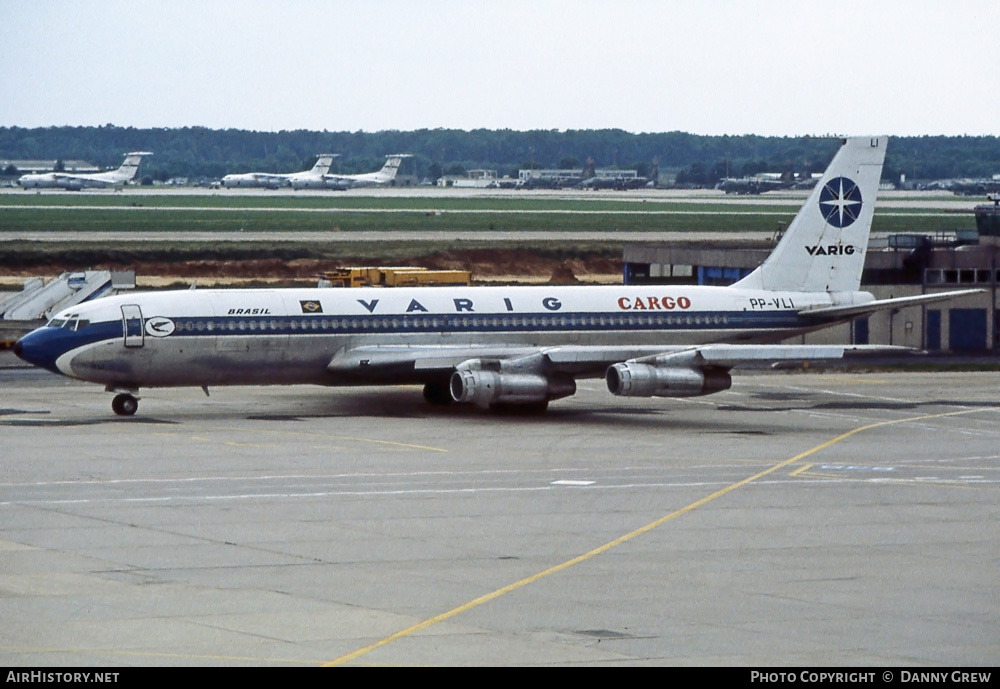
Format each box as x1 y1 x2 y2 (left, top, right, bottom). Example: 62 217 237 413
798 289 984 320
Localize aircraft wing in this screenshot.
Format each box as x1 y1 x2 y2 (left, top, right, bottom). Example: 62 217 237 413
327 343 909 378
328 345 542 373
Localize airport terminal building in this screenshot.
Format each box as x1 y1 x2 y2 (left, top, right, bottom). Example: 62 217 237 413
623 201 1000 353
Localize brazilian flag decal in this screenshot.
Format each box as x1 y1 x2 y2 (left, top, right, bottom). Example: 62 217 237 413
300 300 323 314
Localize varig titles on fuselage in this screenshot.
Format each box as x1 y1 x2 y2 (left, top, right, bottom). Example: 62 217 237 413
616 296 691 311
350 296 566 314
274 294 698 316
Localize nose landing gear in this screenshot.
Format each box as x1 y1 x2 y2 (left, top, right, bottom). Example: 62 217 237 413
110 392 139 416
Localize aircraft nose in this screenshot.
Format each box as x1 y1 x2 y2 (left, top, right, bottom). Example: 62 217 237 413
11 327 71 375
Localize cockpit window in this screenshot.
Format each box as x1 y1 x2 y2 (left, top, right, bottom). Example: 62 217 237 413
45 315 89 331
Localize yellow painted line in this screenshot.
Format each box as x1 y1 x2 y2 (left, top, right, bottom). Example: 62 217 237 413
325 407 990 667
789 463 813 476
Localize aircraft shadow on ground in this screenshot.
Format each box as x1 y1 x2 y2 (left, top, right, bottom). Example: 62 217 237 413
237 387 802 434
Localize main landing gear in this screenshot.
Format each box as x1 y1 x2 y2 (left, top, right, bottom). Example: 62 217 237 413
111 393 139 417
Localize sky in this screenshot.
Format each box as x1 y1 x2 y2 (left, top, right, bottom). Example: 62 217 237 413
2 0 998 137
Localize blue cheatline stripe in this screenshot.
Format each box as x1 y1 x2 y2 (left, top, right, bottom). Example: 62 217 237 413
131 310 806 338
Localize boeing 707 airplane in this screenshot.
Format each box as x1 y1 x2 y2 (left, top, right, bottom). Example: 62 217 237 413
221 154 336 189
18 152 152 190
13 137 981 416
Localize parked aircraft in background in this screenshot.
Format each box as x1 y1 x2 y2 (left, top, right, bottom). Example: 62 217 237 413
575 157 659 190
717 172 820 195
221 154 336 189
18 152 152 191
287 154 339 190
322 154 411 190
14 137 982 416
519 157 659 190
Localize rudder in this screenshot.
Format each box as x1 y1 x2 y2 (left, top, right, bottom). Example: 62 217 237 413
732 137 887 293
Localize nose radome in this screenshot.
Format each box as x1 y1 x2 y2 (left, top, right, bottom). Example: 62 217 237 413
12 339 23 359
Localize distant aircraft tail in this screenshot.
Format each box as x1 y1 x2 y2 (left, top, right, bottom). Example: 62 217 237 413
311 154 336 175
112 151 152 182
377 155 409 181
732 137 887 293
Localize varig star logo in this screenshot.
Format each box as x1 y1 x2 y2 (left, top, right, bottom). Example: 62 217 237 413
818 176 863 228
300 300 323 314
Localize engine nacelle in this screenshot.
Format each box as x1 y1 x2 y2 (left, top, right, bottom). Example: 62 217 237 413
450 369 576 407
605 363 731 398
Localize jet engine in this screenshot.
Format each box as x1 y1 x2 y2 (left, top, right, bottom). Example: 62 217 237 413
605 363 731 398
449 359 576 408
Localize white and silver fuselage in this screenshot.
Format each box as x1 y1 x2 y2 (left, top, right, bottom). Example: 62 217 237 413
15 284 856 389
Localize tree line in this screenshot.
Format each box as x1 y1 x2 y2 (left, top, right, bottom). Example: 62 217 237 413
1 125 997 185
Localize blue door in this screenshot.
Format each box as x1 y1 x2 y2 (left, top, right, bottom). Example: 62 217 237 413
926 309 941 351
853 317 869 345
948 309 986 352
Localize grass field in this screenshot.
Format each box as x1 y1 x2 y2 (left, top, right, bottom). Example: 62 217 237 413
0 191 975 235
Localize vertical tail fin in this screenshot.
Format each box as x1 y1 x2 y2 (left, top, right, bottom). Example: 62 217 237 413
378 155 407 181
311 154 336 174
732 137 887 293
114 151 152 182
